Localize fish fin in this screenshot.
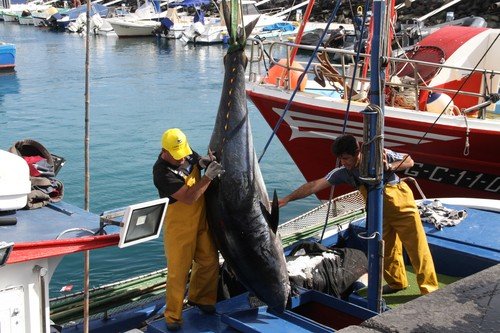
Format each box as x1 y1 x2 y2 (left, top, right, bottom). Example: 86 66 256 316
270 190 280 234
243 17 259 41
221 0 231 33
260 191 279 234
259 201 272 228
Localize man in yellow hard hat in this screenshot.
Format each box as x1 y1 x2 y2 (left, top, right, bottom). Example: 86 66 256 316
153 128 225 331
279 134 438 296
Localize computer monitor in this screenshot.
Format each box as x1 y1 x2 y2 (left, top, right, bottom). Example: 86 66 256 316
118 198 169 248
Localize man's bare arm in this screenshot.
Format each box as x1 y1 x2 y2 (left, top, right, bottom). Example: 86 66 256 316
279 178 331 207
390 154 414 171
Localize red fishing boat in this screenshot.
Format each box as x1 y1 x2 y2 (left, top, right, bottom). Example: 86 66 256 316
247 23 500 200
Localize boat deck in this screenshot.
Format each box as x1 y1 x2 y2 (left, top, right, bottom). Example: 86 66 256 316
47 196 499 332
2 202 119 264
142 199 500 333
421 201 500 277
148 289 377 333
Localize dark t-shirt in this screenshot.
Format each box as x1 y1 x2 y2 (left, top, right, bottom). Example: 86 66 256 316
152 151 200 204
326 150 404 188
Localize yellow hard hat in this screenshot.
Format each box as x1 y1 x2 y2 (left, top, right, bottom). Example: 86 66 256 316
161 128 192 160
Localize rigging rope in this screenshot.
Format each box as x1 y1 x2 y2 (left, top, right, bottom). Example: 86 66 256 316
340 0 372 135
384 31 499 184
257 0 343 163
417 33 500 137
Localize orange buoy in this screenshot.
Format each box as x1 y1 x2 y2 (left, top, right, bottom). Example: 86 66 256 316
264 59 307 91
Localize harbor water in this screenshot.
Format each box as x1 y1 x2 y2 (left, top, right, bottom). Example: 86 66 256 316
0 22 320 297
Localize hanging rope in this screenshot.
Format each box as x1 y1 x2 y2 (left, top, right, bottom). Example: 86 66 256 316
258 0 343 163
340 0 372 135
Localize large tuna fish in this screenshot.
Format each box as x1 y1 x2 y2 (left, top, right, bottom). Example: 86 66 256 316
205 0 290 312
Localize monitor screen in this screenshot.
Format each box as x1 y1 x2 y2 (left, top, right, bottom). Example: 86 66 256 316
118 198 169 248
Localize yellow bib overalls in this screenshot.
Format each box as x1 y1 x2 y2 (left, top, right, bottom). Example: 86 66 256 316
361 181 438 294
163 165 219 324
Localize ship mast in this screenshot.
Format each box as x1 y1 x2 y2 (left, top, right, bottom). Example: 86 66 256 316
83 0 92 331
362 0 388 313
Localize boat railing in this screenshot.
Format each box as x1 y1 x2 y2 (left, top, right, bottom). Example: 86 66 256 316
247 38 500 118
50 268 167 324
258 6 286 16
277 190 366 247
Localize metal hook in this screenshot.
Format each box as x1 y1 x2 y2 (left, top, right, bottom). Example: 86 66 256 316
357 231 380 240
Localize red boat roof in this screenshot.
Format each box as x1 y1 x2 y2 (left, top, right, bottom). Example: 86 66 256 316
419 25 489 59
2 201 120 264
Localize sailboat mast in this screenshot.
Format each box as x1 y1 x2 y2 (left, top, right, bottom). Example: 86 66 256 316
365 0 386 313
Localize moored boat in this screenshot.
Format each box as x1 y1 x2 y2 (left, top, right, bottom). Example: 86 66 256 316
108 18 161 37
52 3 108 30
0 143 168 332
154 0 212 39
0 42 16 70
246 24 500 201
18 10 33 25
180 0 306 44
46 191 500 332
1 9 20 22
106 1 167 37
32 6 64 27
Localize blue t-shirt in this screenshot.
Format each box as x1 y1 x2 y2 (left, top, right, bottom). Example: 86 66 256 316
326 150 404 188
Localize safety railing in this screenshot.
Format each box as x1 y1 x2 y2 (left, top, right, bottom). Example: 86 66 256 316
278 191 366 247
246 38 500 119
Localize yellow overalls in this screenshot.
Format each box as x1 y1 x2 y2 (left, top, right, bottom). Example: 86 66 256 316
361 181 439 294
163 165 219 324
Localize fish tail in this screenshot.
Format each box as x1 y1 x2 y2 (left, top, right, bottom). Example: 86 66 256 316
222 0 259 52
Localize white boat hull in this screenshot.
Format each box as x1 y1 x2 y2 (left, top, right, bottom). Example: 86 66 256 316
0 257 63 333
2 13 19 22
109 20 160 37
18 16 33 25
32 16 46 27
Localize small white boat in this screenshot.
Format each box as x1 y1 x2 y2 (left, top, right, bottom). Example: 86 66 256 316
108 18 161 37
31 6 61 27
18 11 34 25
106 1 166 37
155 6 198 39
1 10 20 22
